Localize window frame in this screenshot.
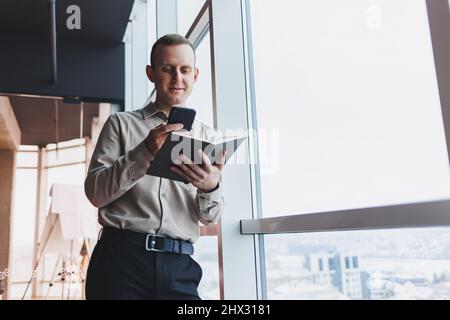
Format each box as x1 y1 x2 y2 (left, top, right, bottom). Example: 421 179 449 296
238 0 450 300
241 0 450 234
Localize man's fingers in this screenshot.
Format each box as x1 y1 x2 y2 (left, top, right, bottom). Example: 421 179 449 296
174 162 203 182
218 151 226 164
214 151 226 171
179 153 193 165
179 154 208 179
149 123 163 134
161 123 184 134
199 150 212 173
170 166 192 183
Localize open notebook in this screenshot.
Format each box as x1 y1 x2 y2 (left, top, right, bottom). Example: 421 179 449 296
146 129 247 183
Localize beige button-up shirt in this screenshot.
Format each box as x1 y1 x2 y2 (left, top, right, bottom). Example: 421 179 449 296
85 102 224 243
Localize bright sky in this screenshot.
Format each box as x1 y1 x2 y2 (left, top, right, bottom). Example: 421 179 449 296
250 0 450 217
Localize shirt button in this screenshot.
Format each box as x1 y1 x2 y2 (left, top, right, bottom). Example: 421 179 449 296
161 192 166 197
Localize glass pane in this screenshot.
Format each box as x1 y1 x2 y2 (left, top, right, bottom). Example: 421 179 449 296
193 235 220 300
10 169 37 299
16 151 38 168
177 0 206 37
147 0 157 94
46 138 84 149
46 164 86 214
10 163 87 299
41 253 84 300
43 164 87 300
250 0 450 217
188 31 214 127
265 227 450 299
18 145 38 152
46 145 86 167
9 284 30 300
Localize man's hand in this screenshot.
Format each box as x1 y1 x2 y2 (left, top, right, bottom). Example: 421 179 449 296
171 150 226 192
145 123 184 156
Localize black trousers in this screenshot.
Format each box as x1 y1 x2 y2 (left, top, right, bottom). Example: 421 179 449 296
85 231 202 300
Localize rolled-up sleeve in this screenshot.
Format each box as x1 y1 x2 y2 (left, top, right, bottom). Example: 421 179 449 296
195 184 224 225
85 114 154 208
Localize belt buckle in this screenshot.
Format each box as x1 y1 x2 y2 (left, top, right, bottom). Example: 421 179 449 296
145 234 164 252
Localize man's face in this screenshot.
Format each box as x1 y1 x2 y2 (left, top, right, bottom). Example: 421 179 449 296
146 44 198 108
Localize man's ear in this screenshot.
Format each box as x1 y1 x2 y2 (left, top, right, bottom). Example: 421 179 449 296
146 65 155 83
194 67 199 82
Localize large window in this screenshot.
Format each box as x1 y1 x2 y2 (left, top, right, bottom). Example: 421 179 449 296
9 140 88 299
42 141 87 300
249 0 450 218
10 148 38 299
193 235 220 300
265 227 450 299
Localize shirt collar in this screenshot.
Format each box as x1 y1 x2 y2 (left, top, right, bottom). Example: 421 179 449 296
142 102 168 121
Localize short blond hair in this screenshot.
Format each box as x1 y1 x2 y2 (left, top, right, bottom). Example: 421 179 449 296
150 34 196 68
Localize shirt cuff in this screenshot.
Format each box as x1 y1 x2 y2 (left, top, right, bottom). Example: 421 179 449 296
197 183 222 201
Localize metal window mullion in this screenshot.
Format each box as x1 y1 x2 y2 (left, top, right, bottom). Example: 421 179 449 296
240 199 450 235
124 0 150 111
241 0 267 300
427 0 450 161
46 143 86 152
156 0 177 37
147 0 157 95
209 0 258 299
143 0 178 104
31 147 47 298
124 24 132 110
185 2 210 47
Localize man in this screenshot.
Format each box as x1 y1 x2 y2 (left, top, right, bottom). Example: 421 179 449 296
84 34 225 300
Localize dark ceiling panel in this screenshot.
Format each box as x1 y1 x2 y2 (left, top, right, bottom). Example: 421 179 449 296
55 0 135 45
0 0 134 45
0 34 126 104
0 0 48 36
9 96 99 146
0 0 134 104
